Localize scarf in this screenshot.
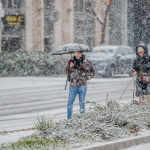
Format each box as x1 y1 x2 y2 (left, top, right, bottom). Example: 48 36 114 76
73 54 85 69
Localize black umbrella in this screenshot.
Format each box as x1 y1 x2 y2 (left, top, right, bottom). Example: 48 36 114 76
50 43 93 55
50 43 93 90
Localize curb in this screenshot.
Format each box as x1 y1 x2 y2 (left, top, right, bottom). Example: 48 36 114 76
1 128 35 134
75 135 150 150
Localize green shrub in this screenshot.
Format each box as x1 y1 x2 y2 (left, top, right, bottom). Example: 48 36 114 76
0 51 61 77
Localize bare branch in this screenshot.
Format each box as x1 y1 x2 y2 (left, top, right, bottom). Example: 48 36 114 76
87 2 104 26
101 0 107 6
91 8 104 26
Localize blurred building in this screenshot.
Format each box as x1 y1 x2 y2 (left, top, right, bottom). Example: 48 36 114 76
109 0 150 48
0 0 109 52
127 0 150 48
109 0 128 46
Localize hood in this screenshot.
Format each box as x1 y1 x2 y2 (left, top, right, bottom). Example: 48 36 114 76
136 43 148 57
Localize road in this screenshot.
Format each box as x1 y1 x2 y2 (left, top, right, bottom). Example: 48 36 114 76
0 76 136 131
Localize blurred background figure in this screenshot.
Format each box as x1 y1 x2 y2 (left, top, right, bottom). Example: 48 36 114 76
133 43 150 103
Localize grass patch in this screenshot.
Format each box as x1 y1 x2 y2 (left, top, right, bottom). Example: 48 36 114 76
0 136 70 150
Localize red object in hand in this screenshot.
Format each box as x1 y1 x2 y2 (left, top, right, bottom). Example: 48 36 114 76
141 76 150 84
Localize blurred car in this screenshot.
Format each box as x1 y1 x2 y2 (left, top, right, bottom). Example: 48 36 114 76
87 45 136 77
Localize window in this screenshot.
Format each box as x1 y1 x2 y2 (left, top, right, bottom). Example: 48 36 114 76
74 0 83 12
116 48 124 56
74 0 95 47
123 48 131 55
129 48 135 55
1 0 25 51
123 48 135 55
8 0 13 9
1 0 25 37
2 0 23 10
14 0 22 9
1 0 6 8
44 0 54 52
2 38 21 52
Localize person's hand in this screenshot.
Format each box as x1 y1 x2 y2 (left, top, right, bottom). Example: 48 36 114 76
133 71 137 77
70 61 74 68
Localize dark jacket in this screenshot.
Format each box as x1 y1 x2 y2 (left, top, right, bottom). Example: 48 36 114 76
133 43 150 79
66 55 95 87
133 44 150 96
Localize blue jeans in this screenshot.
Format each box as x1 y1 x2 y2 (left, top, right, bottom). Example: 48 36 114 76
67 86 87 119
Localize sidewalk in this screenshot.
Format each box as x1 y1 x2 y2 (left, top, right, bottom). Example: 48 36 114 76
74 130 150 150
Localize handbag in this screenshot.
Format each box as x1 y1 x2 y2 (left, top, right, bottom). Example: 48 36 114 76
139 60 150 84
141 75 150 84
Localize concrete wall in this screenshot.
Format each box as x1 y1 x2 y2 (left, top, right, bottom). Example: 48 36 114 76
55 0 74 47
26 0 44 51
55 0 62 47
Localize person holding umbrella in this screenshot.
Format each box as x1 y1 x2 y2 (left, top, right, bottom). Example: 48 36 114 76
66 50 95 119
51 43 95 119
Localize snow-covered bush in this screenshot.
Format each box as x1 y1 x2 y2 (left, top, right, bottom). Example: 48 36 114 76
35 102 150 146
1 102 150 150
0 51 61 77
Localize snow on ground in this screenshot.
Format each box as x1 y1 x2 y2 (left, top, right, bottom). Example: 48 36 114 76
0 130 34 144
0 77 141 149
122 143 150 150
74 129 150 150
0 77 65 90
0 76 131 90
0 76 138 132
0 105 83 132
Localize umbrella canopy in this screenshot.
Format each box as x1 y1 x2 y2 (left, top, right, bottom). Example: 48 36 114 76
50 43 93 55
